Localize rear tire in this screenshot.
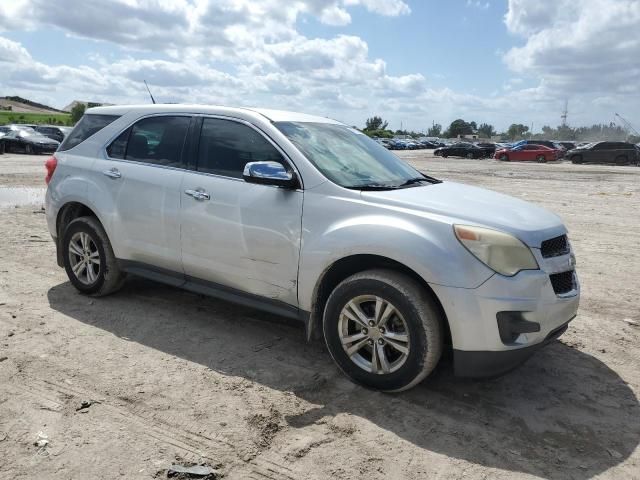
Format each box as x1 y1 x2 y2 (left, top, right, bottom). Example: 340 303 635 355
62 216 126 296
536 154 547 163
614 155 629 165
466 152 474 159
323 269 443 392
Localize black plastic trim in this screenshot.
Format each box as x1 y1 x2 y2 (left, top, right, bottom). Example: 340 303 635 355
453 317 574 378
117 259 309 326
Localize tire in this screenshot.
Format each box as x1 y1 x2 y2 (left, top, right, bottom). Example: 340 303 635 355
536 154 547 163
62 216 126 296
614 155 628 165
466 152 474 159
571 155 583 164
499 154 509 161
441 153 448 158
25 144 33 154
323 269 443 392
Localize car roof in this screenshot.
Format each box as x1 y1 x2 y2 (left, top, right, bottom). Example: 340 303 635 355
86 104 344 125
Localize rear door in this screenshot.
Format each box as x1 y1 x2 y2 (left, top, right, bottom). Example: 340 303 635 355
92 115 191 272
180 116 303 306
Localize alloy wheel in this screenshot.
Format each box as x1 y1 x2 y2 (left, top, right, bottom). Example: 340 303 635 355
338 295 410 374
68 231 101 285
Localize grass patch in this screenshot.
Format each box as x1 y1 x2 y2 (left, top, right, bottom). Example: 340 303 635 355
0 111 72 126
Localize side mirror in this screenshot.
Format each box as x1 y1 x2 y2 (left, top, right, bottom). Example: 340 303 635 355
243 161 298 188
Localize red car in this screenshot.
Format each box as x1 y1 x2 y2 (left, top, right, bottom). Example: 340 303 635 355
494 144 558 162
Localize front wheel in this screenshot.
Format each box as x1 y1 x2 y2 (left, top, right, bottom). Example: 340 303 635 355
62 216 126 296
25 144 33 154
571 155 583 164
499 154 509 161
323 269 443 392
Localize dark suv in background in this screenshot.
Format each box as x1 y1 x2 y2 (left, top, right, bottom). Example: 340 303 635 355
568 142 639 165
35 125 72 143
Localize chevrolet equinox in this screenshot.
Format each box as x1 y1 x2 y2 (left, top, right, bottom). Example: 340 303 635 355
45 105 580 391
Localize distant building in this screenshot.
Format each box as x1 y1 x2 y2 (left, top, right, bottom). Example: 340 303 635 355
63 100 114 112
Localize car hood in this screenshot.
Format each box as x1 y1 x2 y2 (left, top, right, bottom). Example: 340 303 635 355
360 181 565 247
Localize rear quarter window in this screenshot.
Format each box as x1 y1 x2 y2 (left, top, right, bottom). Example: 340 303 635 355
58 114 120 151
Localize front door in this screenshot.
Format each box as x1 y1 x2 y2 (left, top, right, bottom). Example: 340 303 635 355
180 117 303 306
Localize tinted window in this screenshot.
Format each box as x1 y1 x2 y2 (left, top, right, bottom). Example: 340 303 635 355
197 118 283 178
59 114 120 151
106 127 131 159
593 143 609 150
125 116 190 168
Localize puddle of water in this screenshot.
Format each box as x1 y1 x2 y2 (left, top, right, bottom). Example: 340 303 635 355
0 187 46 208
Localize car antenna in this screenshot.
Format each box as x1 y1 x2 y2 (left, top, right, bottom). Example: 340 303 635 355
144 80 157 104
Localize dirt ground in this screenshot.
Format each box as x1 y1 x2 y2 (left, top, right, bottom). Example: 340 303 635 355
1 151 639 480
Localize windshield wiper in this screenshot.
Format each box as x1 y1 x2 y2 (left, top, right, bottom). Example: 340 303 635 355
346 183 401 191
397 175 442 187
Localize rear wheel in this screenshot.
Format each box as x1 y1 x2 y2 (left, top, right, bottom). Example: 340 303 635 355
571 155 583 164
323 269 443 392
466 152 474 159
62 216 126 296
536 154 547 163
25 144 33 154
614 155 629 165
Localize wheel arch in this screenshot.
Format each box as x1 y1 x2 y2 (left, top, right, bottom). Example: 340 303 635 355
306 254 452 349
55 201 104 267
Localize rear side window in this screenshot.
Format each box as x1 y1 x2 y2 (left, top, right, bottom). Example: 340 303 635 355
107 116 190 168
59 114 120 151
197 118 283 178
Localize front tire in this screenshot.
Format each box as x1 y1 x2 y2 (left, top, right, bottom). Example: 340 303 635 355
62 216 126 296
25 144 33 154
571 155 583 164
323 269 443 392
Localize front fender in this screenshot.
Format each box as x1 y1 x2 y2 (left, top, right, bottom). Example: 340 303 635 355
297 194 494 311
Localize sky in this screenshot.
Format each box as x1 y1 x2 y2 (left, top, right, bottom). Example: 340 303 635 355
0 0 639 133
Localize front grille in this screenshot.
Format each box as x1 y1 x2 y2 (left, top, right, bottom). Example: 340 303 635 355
550 270 575 295
541 235 569 258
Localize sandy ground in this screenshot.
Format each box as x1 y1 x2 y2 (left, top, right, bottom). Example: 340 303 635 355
0 151 639 480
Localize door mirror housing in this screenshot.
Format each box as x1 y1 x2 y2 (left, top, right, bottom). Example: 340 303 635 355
243 161 298 188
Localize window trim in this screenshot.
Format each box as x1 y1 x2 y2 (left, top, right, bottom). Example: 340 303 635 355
189 114 303 190
102 113 194 172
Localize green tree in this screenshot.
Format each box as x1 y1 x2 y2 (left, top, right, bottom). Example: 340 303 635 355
507 123 529 140
427 123 442 137
364 116 388 131
70 103 86 123
477 123 496 138
445 119 474 138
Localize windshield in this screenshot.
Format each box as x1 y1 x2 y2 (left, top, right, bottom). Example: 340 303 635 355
275 121 431 189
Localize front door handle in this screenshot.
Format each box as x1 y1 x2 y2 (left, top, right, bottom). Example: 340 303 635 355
185 189 210 201
103 168 122 179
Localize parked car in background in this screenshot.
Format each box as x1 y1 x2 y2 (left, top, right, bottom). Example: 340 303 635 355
0 129 60 154
475 142 496 157
45 104 579 391
511 139 564 158
495 144 558 162
558 142 576 151
434 142 487 158
568 142 639 165
36 125 72 143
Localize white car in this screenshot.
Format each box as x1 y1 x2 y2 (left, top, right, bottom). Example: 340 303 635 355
45 105 579 391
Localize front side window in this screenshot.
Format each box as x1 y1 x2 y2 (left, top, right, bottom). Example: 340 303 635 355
110 116 190 168
275 122 427 189
197 118 284 178
59 114 120 151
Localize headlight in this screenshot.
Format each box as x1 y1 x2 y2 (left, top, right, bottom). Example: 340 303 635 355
454 225 538 276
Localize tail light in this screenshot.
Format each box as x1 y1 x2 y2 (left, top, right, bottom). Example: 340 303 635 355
45 155 58 185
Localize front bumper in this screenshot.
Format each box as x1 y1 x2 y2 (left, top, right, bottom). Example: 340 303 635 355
430 256 580 377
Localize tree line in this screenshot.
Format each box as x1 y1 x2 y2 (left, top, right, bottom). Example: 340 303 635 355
362 116 640 143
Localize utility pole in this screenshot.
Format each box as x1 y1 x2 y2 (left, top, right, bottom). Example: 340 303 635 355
561 99 568 127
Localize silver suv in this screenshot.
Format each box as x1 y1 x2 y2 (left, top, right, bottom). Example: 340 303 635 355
45 105 579 391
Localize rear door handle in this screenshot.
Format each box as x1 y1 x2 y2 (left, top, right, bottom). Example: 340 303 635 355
185 189 210 201
103 168 121 179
